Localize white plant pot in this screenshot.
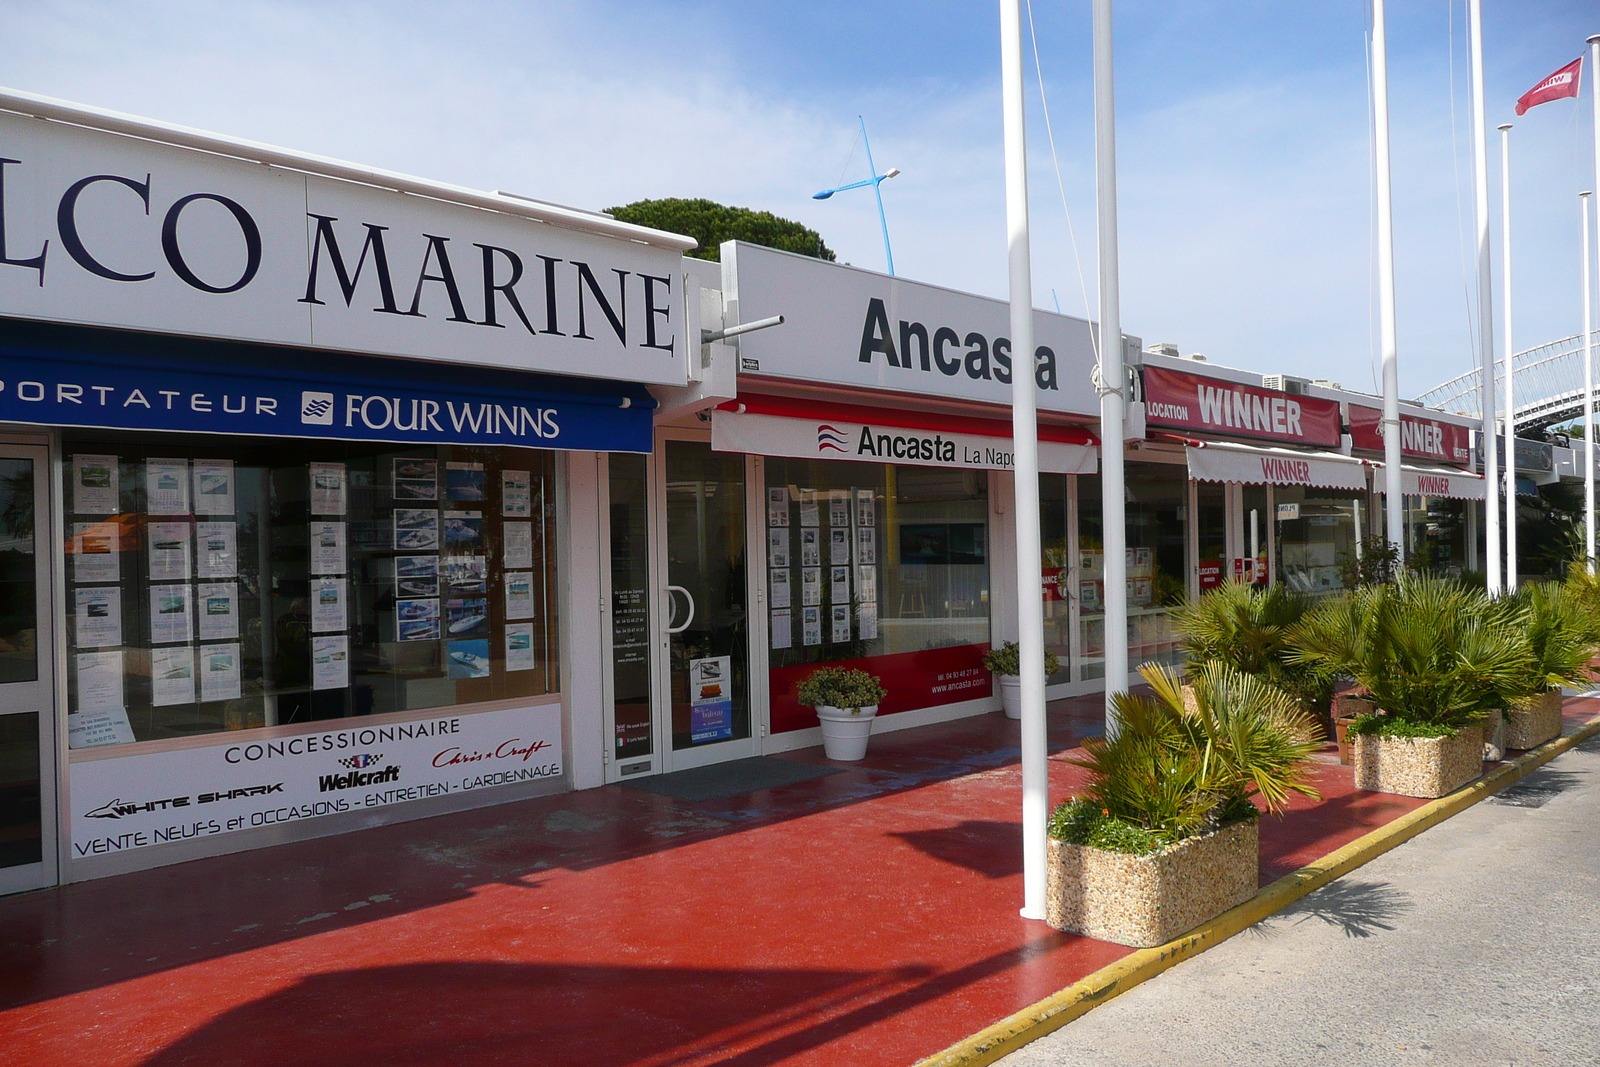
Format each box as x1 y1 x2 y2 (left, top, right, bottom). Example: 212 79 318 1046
999 675 1022 719
815 704 879 761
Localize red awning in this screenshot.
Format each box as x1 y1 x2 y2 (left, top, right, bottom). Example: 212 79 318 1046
717 393 1098 446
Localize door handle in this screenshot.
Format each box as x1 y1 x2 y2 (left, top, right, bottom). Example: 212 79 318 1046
665 585 696 634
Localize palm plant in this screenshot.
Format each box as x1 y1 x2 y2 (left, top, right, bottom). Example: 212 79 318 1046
1287 576 1530 736
1173 582 1333 713
1496 581 1597 700
1054 662 1323 852
1562 561 1600 645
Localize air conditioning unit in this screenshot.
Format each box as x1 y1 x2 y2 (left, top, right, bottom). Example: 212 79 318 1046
1183 352 1208 363
1311 378 1342 390
1147 342 1180 357
1262 373 1311 395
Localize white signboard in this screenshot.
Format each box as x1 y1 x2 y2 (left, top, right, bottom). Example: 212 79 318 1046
1185 444 1368 491
0 111 685 386
712 409 1096 475
69 703 563 858
724 242 1101 415
1395 465 1486 501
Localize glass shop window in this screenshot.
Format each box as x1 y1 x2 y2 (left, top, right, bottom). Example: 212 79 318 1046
61 434 559 749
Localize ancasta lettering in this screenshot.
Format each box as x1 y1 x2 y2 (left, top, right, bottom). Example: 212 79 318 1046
318 765 401 792
856 298 1058 390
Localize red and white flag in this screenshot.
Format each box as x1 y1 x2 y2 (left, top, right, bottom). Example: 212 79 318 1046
1515 56 1583 115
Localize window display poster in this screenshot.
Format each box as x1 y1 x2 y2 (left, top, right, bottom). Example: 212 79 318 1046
191 459 235 515
71 521 120 583
197 583 239 641
447 638 491 679
800 527 820 566
768 527 789 568
447 597 490 638
504 571 535 620
503 521 534 570
310 521 347 575
444 554 487 594
830 604 852 644
311 578 348 633
801 605 822 646
799 489 819 528
446 461 487 503
145 459 190 515
855 489 876 528
200 643 243 702
398 600 441 641
72 455 120 515
769 568 791 609
195 522 238 579
395 554 439 598
151 645 196 707
74 586 123 648
147 521 192 581
830 565 850 604
857 602 879 640
856 565 877 603
443 511 484 550
312 634 349 689
74 650 125 712
393 508 439 550
501 469 532 518
829 527 849 565
767 486 789 527
801 567 821 606
310 462 347 515
505 621 536 671
688 656 734 743
393 458 439 502
68 705 136 749
149 584 194 645
827 489 850 526
769 608 792 650
855 526 877 565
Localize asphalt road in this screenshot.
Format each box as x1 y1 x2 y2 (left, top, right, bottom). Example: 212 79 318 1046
998 734 1600 1067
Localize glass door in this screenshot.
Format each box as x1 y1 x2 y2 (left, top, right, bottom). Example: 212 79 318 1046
655 434 753 771
0 445 57 895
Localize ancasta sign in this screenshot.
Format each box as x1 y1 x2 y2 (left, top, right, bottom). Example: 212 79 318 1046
1141 365 1342 448
0 111 684 386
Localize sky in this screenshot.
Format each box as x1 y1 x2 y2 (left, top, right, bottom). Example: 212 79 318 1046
1 0 1597 398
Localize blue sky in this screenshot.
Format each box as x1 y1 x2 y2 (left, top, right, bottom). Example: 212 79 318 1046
2 0 1597 397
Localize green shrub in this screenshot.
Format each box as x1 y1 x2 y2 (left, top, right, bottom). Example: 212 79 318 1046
1347 714 1457 740
797 666 886 711
1496 580 1597 699
982 641 1061 677
1173 582 1333 710
1051 662 1322 853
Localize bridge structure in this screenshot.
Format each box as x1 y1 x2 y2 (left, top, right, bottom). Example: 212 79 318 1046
1415 332 1600 433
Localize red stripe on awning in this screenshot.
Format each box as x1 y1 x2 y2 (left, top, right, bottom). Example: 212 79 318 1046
718 393 1098 445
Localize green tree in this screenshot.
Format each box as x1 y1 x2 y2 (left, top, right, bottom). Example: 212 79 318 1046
605 198 835 263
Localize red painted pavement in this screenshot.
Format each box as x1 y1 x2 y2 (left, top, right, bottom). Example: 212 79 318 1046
3 695 1590 1067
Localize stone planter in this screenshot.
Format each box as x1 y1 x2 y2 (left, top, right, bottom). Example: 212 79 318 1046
1332 693 1376 767
1046 819 1259 948
1353 724 1484 799
1504 690 1563 751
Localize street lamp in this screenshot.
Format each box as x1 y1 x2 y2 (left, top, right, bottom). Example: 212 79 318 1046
813 116 900 275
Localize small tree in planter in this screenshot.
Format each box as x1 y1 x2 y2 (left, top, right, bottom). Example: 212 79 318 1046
982 641 1061 720
1289 577 1529 798
1046 662 1322 948
797 666 888 762
1497 582 1595 750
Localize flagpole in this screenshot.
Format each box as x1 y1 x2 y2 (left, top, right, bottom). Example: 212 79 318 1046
1094 0 1128 734
1583 190 1595 569
1500 122 1518 591
998 0 1048 922
1372 0 1404 557
1470 0 1501 594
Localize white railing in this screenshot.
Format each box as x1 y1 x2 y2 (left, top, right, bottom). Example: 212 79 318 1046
1414 331 1600 429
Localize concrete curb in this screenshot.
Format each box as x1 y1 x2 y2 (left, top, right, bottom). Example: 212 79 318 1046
913 711 1600 1067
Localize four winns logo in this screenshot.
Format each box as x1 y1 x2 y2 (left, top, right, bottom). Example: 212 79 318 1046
301 391 335 425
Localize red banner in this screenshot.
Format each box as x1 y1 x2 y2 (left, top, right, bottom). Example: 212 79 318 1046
768 643 993 734
1348 405 1472 466
1141 366 1342 447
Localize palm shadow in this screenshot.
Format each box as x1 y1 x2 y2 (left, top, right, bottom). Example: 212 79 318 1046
1262 878 1413 939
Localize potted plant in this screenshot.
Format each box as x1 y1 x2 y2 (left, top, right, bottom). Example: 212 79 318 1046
982 641 1061 719
1046 662 1322 948
1289 577 1528 798
797 666 888 761
1497 581 1595 750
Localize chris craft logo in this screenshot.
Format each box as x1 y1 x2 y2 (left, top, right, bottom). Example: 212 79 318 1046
84 783 283 819
319 756 401 792
301 391 336 425
816 424 849 452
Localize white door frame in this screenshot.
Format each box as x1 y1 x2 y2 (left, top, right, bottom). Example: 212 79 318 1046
0 440 59 895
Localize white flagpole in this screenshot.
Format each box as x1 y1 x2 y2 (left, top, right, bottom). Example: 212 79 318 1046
1372 0 1404 557
1094 0 1128 730
1501 122 1518 591
1471 0 1501 594
1583 190 1595 569
998 0 1048 921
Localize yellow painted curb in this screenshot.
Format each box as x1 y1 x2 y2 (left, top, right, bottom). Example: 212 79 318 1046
913 711 1600 1067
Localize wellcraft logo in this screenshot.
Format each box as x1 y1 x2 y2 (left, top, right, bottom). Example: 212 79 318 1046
817 424 848 452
